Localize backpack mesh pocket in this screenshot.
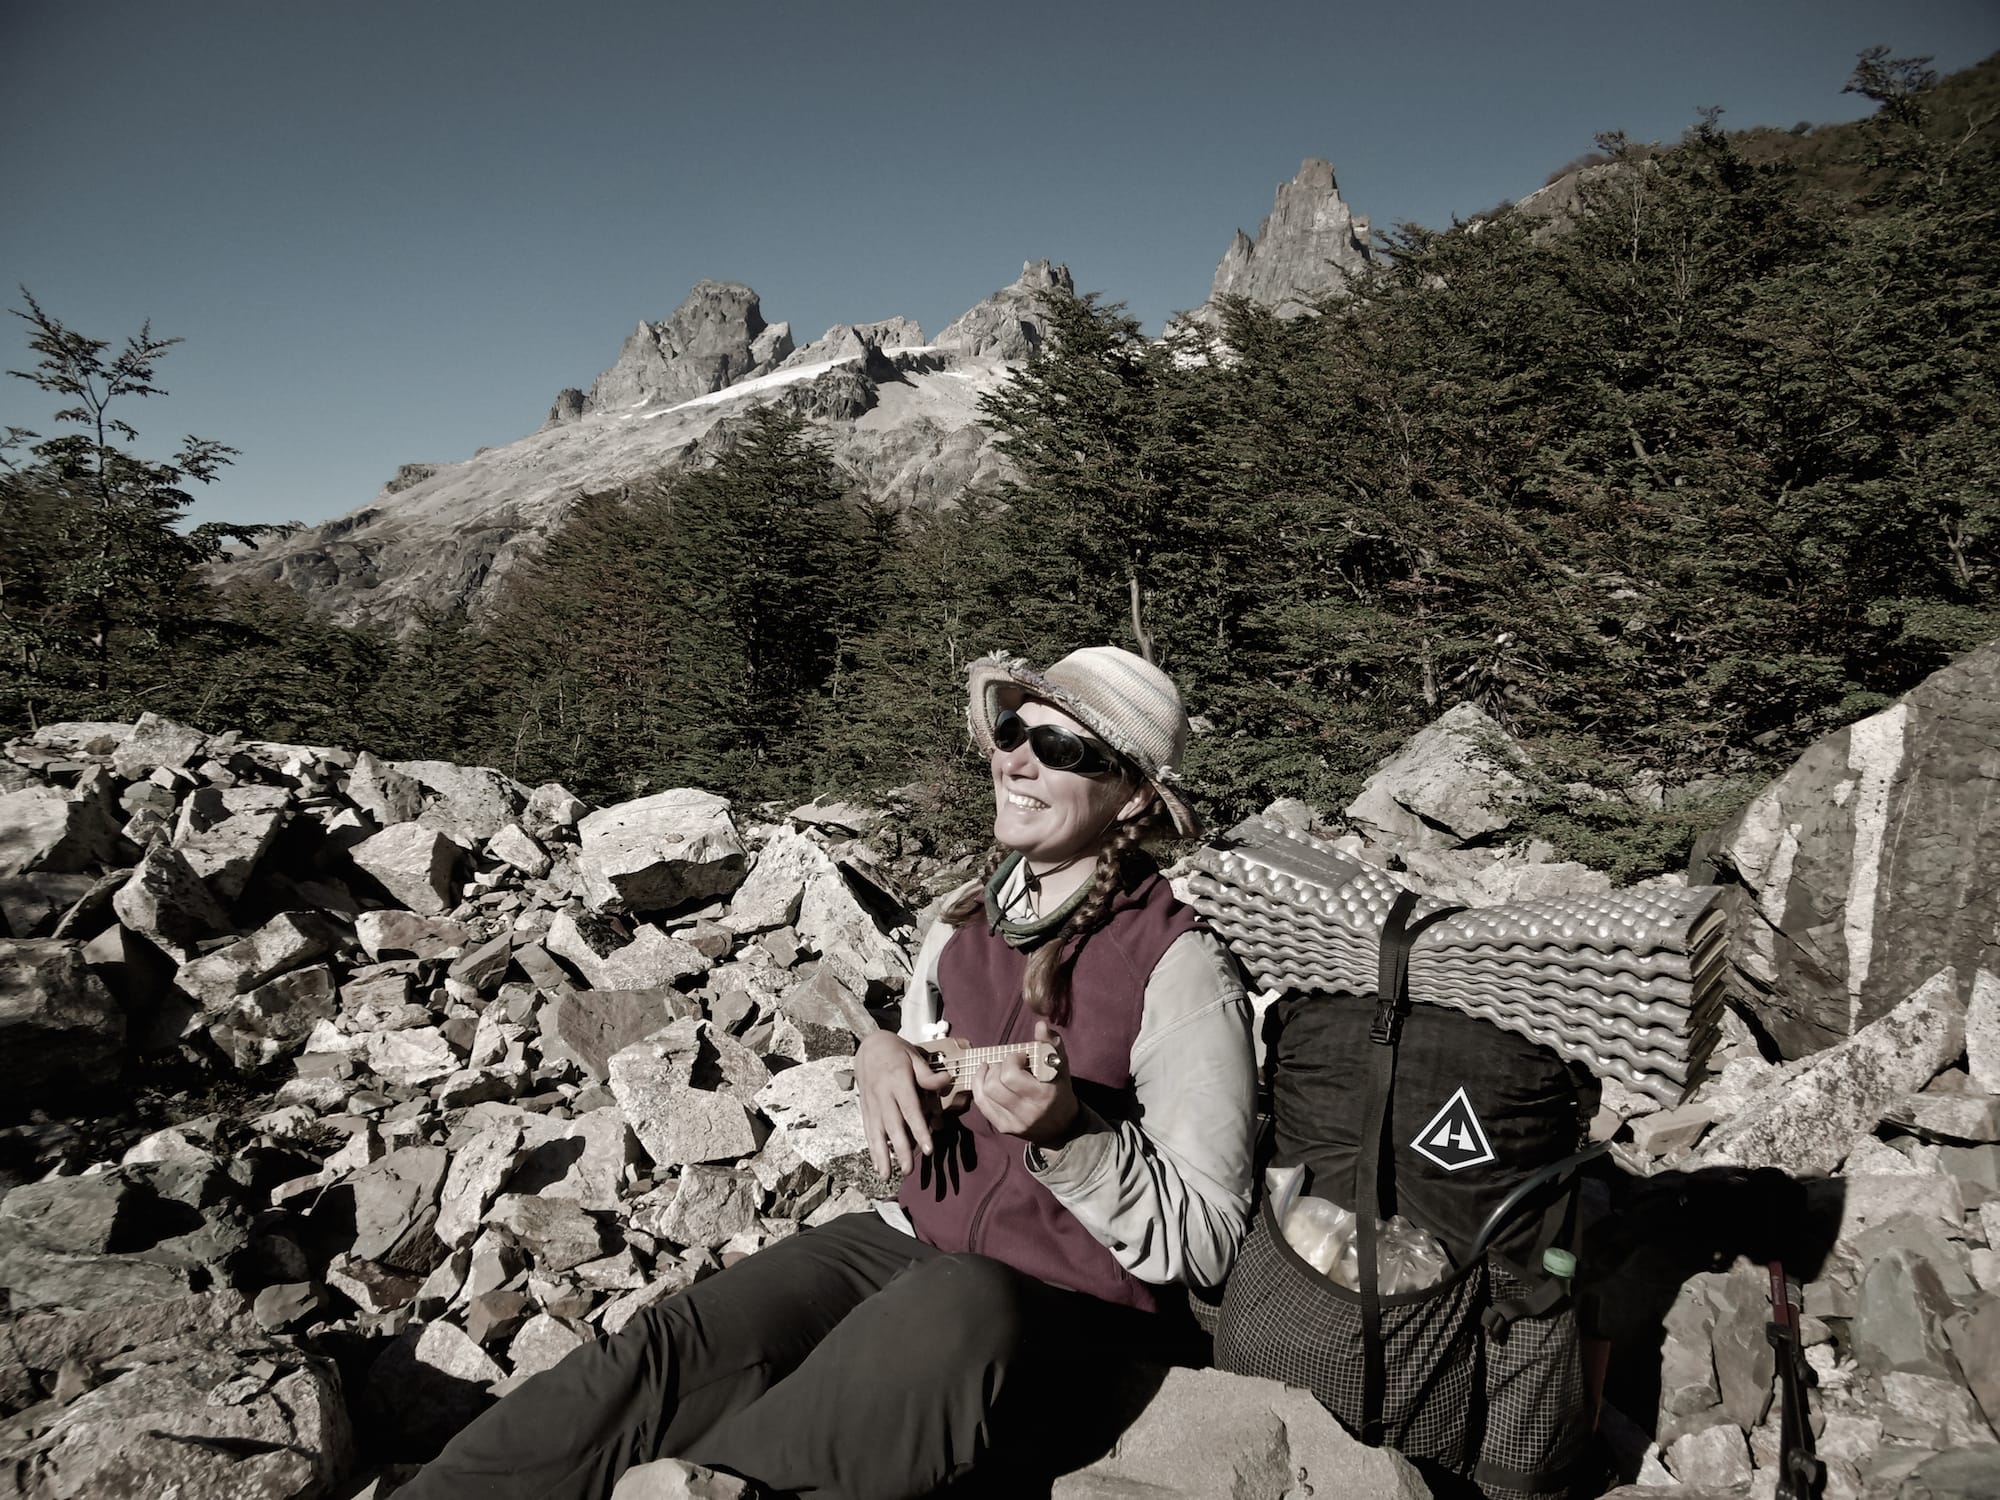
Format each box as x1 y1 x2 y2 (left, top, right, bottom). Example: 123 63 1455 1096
1213 1198 1488 1476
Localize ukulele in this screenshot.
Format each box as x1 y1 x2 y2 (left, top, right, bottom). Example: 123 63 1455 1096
918 1035 1062 1112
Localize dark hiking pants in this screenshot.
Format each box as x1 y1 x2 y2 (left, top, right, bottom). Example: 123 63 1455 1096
396 1211 1191 1500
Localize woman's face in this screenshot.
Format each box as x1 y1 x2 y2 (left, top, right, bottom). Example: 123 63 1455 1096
990 698 1151 865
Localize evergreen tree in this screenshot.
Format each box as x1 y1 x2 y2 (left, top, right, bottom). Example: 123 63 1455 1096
1 293 261 731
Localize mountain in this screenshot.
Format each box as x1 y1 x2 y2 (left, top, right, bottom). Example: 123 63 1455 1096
1202 157 1375 318
218 265 1084 631
217 173 1376 633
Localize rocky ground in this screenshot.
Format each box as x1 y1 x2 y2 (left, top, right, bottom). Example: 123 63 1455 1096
1 644 1996 1499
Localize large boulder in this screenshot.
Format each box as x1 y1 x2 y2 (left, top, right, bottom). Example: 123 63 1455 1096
393 758 530 843
0 938 124 1102
348 821 465 915
107 710 209 781
0 782 132 877
577 790 748 914
1695 968 1966 1175
171 783 292 900
1344 701 1527 850
0 1162 250 1313
0 1332 351 1499
110 843 233 962
1696 638 2000 1056
1054 1366 1428 1498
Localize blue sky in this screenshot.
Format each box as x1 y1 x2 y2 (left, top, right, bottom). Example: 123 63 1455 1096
4 1 1996 530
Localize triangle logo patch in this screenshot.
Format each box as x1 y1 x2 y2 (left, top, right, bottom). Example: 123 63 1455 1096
1410 1086 1496 1172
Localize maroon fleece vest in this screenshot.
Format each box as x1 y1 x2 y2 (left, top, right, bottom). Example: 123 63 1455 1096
898 865 1200 1311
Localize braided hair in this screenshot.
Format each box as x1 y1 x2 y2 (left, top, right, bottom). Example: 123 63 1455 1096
942 797 1174 1025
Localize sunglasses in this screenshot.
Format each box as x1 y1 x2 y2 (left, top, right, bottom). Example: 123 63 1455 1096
991 708 1124 777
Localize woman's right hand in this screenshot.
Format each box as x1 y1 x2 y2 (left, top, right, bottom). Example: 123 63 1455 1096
856 1030 952 1178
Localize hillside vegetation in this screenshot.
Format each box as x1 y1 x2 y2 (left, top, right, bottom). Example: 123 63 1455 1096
4 50 1994 877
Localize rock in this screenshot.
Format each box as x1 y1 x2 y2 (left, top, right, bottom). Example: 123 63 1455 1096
0 1332 350 1498
753 1056 869 1173
174 911 339 1013
364 1321 499 1459
213 962 339 1068
505 1312 588 1383
1694 640 2000 1056
0 937 124 1098
394 758 529 843
485 1194 611 1271
1052 1365 1427 1499
1664 1422 1754 1489
253 1280 326 1330
107 711 208 780
636 1165 758 1250
1659 1281 1721 1419
779 965 875 1044
1705 1264 1777 1431
1950 1294 2000 1445
487 822 551 878
1202 157 1375 320
721 825 821 932
577 790 748 914
347 750 426 826
1970 970 2000 1092
1631 1102 1718 1159
524 782 589 837
1889 1090 2000 1142
1879 1370 1998 1448
450 930 516 991
349 821 465 915
0 1163 250 1313
0 783 131 876
368 1024 460 1087
1896 1448 2000 1500
345 1145 448 1271
171 783 291 900
935 260 1074 362
610 1043 761 1169
794 850 910 994
1848 1248 1960 1384
612 1458 754 1500
550 909 708 990
326 1253 424 1314
436 1120 526 1246
1344 700 1527 849
555 986 697 1081
1696 968 1966 1175
513 1108 639 1211
110 842 232 961
356 908 469 960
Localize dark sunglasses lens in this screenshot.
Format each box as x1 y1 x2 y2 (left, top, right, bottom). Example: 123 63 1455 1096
992 709 1117 775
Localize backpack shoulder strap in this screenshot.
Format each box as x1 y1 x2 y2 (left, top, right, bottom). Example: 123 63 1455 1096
1356 890 1462 1444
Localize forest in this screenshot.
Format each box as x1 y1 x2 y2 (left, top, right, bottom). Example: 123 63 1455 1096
4 51 1994 877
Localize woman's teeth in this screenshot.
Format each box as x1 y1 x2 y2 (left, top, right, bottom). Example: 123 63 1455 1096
1006 792 1046 810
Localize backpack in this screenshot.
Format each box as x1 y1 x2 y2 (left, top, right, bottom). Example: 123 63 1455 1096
1182 822 1718 1500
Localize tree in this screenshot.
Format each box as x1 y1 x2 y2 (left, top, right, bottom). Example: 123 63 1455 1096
1 292 261 729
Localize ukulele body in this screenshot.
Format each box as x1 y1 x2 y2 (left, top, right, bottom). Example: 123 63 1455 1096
919 1034 1061 1112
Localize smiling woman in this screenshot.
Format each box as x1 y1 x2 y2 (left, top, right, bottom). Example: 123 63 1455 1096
396 645 1258 1500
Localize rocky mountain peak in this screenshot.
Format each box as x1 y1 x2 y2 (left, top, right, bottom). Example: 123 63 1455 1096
934 260 1075 361
779 316 927 371
556 280 796 423
1206 158 1374 318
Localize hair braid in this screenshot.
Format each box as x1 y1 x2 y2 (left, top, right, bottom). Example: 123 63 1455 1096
1022 801 1171 1024
941 842 1011 928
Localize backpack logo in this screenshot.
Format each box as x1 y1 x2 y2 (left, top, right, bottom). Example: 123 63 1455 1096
1411 1087 1496 1172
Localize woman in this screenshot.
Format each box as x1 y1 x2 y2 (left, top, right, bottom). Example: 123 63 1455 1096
400 646 1256 1500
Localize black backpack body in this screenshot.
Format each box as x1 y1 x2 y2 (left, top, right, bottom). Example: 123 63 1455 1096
1214 894 1603 1500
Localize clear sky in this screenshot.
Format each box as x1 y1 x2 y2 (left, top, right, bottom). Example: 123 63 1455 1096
4 1 1996 531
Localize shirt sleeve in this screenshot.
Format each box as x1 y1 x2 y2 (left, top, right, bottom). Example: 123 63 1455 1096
898 881 977 1041
1024 928 1257 1289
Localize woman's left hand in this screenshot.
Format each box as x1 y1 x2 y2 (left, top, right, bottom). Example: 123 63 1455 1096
973 1020 1079 1147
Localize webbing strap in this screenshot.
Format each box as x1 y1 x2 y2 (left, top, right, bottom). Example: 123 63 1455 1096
1356 891 1462 1446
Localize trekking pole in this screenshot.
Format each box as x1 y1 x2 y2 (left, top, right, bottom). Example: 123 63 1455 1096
1766 1261 1824 1500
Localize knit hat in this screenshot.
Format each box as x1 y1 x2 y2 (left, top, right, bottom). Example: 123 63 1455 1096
966 646 1199 837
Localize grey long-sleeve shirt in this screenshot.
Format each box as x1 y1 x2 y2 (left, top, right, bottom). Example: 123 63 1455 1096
884 875 1257 1290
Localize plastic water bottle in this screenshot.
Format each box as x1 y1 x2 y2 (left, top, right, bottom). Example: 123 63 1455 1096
1281 1196 1450 1293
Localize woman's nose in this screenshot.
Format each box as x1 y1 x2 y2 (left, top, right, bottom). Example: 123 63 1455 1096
994 740 1038 775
